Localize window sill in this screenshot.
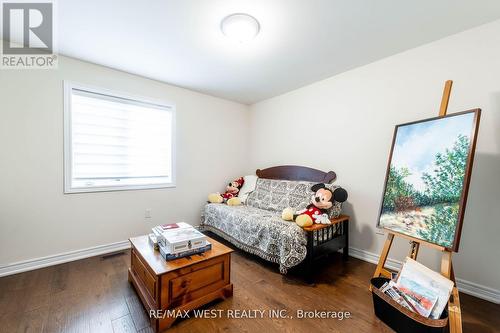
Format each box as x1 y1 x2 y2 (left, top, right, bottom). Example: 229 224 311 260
64 183 176 194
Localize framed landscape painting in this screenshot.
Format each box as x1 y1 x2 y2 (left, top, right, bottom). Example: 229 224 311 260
377 109 481 251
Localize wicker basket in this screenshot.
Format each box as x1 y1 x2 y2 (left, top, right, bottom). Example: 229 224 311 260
371 277 449 333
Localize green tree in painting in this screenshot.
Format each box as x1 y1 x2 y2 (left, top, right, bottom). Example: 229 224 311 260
382 166 416 212
422 134 470 204
418 135 470 245
418 205 459 248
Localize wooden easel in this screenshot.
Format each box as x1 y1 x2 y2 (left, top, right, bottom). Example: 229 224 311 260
372 80 463 333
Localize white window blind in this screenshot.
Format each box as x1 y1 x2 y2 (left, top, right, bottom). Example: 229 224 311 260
64 82 175 193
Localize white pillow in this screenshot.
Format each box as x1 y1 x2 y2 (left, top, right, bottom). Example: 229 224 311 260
238 175 258 203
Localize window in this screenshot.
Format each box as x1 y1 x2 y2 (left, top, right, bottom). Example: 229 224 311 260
64 82 175 193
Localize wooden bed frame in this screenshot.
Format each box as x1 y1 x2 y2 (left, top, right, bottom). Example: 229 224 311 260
257 165 349 275
256 165 337 183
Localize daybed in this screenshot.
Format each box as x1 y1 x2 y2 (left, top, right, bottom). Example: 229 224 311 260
200 165 349 274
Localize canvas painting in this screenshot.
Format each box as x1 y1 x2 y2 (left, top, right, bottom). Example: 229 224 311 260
378 110 480 250
396 258 454 319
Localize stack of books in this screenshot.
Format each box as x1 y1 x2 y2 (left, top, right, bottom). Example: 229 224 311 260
379 257 454 319
148 222 211 261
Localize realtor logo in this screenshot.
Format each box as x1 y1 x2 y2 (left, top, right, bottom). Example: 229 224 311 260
1 1 57 68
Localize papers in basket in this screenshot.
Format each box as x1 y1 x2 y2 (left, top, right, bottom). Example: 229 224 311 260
396 257 454 319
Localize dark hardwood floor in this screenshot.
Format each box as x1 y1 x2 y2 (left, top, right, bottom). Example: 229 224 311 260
0 245 498 333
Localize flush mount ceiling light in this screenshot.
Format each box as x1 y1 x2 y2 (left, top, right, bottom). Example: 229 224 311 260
220 13 260 43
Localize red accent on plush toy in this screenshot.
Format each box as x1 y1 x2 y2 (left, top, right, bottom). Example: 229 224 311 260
221 177 244 200
298 205 324 221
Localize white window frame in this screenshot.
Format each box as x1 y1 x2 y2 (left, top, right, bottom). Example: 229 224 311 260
63 81 176 193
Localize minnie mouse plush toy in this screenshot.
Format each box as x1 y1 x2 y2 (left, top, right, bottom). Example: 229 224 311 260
208 177 245 206
282 183 348 227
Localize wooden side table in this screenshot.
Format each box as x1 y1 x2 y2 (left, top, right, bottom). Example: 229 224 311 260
128 235 233 332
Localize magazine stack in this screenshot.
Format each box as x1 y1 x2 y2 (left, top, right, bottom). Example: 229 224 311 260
148 222 211 260
378 257 454 319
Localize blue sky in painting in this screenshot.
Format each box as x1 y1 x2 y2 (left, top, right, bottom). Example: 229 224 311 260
391 112 474 191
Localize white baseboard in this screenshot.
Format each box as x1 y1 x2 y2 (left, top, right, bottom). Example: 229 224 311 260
0 240 130 277
454 278 500 304
348 246 500 304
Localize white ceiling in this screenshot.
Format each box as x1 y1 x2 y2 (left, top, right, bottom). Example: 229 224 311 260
58 0 500 104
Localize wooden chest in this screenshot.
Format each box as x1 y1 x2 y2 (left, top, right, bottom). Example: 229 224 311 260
128 235 233 332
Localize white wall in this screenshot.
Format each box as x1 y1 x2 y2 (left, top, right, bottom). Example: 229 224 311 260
249 20 500 292
0 56 250 266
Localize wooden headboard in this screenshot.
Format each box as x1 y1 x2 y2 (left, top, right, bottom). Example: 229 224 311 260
256 165 336 184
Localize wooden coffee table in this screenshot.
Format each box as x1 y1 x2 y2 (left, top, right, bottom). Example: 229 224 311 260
128 235 233 332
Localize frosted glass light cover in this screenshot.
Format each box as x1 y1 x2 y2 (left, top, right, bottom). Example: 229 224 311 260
221 13 260 43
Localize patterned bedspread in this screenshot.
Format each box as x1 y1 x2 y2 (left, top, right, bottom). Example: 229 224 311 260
201 203 307 274
200 178 343 274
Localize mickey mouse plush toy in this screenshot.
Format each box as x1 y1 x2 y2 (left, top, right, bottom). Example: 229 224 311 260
282 183 348 227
